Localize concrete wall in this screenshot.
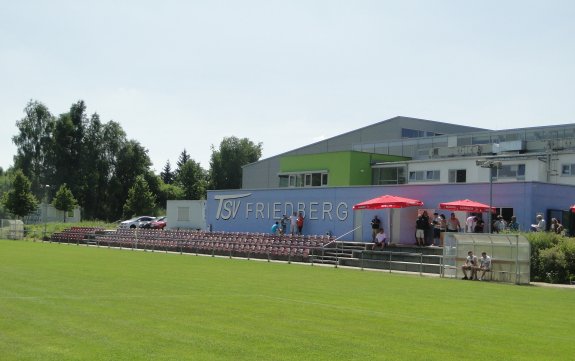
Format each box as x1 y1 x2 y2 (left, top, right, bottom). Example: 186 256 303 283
166 200 207 230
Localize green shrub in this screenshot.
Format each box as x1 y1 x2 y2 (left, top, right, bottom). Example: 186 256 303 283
539 246 568 283
525 232 560 281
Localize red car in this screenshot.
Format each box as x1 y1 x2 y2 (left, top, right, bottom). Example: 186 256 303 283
150 216 167 229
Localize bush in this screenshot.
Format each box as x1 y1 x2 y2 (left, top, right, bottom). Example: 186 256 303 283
526 232 560 282
539 246 568 284
526 232 575 284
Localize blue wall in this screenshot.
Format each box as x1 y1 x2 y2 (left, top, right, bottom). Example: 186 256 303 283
207 182 575 242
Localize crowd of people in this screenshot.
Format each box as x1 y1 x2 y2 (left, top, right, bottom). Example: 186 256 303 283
271 212 305 236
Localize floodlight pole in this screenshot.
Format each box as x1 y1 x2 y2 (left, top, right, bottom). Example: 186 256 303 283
476 160 502 233
43 185 50 240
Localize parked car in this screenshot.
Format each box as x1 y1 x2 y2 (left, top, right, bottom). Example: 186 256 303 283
150 216 167 229
118 216 156 229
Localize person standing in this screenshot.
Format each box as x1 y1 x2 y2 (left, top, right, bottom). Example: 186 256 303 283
446 213 461 232
465 216 477 233
432 212 442 246
296 212 305 235
280 214 289 235
289 212 298 235
370 215 381 242
415 211 430 247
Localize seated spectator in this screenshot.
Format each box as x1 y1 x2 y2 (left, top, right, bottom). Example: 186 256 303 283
530 215 546 232
478 251 491 281
373 228 387 249
550 218 564 235
271 221 280 235
461 250 478 280
507 216 519 232
493 215 506 233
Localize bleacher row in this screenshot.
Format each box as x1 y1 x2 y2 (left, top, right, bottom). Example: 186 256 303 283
50 227 335 263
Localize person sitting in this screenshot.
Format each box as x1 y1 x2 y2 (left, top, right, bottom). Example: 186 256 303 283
373 228 387 250
461 250 478 280
271 221 280 235
550 218 564 235
530 215 546 232
478 251 491 281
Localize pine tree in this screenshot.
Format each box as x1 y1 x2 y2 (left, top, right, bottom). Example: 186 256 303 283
160 160 174 184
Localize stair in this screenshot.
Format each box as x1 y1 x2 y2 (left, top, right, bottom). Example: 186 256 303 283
313 241 444 274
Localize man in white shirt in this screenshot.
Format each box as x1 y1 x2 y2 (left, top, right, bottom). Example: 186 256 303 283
478 252 492 281
373 228 387 249
461 250 478 280
466 216 477 233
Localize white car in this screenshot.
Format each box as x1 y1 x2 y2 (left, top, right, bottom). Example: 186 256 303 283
118 216 156 229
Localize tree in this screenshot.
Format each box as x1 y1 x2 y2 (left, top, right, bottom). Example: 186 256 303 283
12 100 55 195
108 140 152 220
51 101 87 202
160 160 174 184
176 149 190 171
122 175 156 218
52 184 77 222
176 160 207 199
209 136 262 189
1 170 39 219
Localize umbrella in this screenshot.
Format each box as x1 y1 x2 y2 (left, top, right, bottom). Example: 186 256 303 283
570 205 575 213
353 195 424 244
438 199 495 213
353 195 424 210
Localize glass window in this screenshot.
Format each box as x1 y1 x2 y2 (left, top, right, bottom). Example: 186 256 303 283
562 164 575 176
279 175 289 187
496 164 526 180
449 169 466 183
305 174 312 186
373 167 406 185
321 173 328 186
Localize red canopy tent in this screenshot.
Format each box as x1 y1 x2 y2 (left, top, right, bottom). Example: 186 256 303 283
353 195 424 244
438 199 495 213
570 205 575 213
353 195 424 210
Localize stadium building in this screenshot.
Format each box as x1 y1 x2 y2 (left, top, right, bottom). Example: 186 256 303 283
206 116 575 242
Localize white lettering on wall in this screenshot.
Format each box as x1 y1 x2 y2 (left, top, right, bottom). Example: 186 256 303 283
337 202 348 220
256 202 264 219
215 193 251 220
323 203 333 220
309 202 319 220
215 193 349 222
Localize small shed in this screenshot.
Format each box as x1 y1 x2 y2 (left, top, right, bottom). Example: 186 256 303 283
442 233 530 284
0 219 25 240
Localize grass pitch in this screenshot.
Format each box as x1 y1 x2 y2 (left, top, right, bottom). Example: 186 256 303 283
1 240 574 361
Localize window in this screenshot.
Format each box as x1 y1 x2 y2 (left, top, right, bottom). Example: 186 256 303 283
279 172 328 187
495 164 525 180
402 128 443 138
448 169 467 183
562 164 575 176
373 167 406 185
177 207 190 221
409 170 440 182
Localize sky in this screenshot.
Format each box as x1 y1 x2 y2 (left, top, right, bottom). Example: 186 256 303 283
1 0 574 173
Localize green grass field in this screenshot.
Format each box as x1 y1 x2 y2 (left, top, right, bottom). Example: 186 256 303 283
1 240 574 361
